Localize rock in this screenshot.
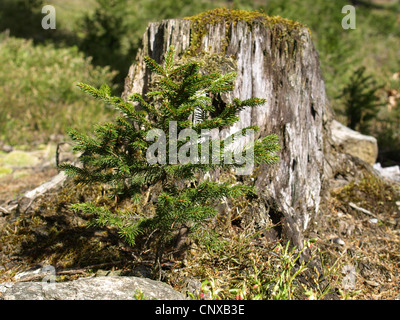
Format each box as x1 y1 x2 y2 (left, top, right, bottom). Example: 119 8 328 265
329 120 378 165
332 237 345 246
0 276 186 300
122 9 328 247
0 283 13 294
373 163 400 182
2 144 13 153
364 279 380 288
180 277 202 299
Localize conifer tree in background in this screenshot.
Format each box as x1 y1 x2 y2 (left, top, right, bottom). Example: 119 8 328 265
338 66 382 134
60 46 280 279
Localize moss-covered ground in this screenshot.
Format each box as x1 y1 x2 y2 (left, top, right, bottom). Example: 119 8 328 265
1 149 398 299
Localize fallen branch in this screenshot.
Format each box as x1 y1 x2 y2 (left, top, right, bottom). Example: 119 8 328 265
0 205 10 215
348 203 396 226
17 171 68 214
348 202 379 219
24 171 67 200
0 203 18 216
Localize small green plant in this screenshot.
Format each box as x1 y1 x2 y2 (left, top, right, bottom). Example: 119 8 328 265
268 240 309 300
60 45 280 279
133 289 150 300
200 279 225 300
228 259 265 300
337 66 383 133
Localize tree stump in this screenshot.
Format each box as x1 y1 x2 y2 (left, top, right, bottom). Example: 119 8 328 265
121 9 343 247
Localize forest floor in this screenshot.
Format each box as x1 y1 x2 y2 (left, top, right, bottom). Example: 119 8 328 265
0 143 399 300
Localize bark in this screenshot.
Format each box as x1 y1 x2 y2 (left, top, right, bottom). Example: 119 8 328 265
122 16 337 247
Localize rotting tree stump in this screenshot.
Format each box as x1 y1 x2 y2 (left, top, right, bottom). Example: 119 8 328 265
121 9 362 247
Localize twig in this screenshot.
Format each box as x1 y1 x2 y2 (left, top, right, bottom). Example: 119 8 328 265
172 264 200 272
348 202 379 219
0 205 10 215
348 203 396 227
0 204 18 215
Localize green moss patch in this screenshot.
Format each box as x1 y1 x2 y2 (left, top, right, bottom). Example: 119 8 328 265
184 8 308 54
186 8 306 29
3 151 39 167
12 169 31 179
0 167 12 178
331 174 399 217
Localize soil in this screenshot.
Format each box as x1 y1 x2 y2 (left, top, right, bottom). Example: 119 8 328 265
0 144 399 300
310 175 400 299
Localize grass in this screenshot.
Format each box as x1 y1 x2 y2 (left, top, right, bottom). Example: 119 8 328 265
169 220 342 300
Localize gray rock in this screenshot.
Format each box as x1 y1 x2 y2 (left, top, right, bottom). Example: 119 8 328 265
373 163 400 182
368 218 378 224
180 277 202 299
2 144 13 153
330 120 378 165
0 276 186 300
332 237 345 246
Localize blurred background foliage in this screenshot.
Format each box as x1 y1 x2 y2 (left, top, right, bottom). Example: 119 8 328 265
0 0 399 165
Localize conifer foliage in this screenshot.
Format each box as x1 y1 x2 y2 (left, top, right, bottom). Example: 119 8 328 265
338 66 382 134
60 46 280 279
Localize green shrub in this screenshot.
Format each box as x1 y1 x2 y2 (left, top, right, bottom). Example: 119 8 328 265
337 66 382 133
0 34 117 145
0 0 44 40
